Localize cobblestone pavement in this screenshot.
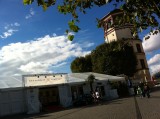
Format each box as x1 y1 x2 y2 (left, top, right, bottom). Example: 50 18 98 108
136 90 160 119
3 89 160 119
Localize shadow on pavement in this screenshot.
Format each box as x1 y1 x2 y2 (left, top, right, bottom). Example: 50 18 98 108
151 86 160 92
150 95 160 99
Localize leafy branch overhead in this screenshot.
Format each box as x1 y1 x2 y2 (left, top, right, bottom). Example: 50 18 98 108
23 0 160 40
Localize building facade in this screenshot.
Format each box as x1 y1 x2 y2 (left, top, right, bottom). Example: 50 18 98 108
101 9 151 83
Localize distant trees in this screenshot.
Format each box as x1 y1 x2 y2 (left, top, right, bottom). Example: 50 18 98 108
70 54 92 73
71 40 137 77
87 74 95 92
91 43 107 74
92 41 137 77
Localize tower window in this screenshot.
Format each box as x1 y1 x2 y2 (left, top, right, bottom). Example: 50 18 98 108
140 59 146 69
107 22 111 29
136 44 142 53
106 19 113 29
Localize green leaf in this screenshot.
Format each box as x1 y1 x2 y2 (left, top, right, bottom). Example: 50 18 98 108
66 29 69 34
42 3 48 11
68 20 80 32
68 20 74 26
68 35 74 41
23 0 33 5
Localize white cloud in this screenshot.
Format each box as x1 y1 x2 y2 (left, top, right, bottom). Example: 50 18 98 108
25 14 32 19
30 8 35 15
14 22 20 26
0 34 91 76
19 62 48 73
4 22 20 29
68 32 75 36
147 53 160 74
25 8 35 19
142 31 160 53
53 33 57 37
0 22 20 39
143 31 160 74
82 42 94 48
148 54 160 65
149 64 160 74
0 29 18 39
52 62 67 68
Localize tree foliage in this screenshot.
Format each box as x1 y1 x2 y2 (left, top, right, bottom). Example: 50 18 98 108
70 54 92 73
91 43 108 74
87 74 95 91
71 40 137 77
23 0 160 40
91 41 137 77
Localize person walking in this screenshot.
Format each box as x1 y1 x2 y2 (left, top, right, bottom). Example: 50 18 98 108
144 84 150 98
90 91 96 103
95 89 100 103
137 86 143 98
139 82 145 97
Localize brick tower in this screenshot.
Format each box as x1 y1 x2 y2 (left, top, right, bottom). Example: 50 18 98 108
101 9 151 83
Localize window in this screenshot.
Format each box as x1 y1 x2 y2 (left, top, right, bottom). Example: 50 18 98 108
136 44 142 53
106 19 113 29
140 59 146 68
107 22 111 29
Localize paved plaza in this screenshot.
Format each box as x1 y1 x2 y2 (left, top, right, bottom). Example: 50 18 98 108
3 88 160 119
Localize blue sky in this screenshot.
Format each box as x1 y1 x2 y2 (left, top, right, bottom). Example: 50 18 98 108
0 1 160 76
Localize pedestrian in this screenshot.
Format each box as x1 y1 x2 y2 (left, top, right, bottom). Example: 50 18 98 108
90 91 96 103
144 84 150 98
95 89 100 103
139 82 145 97
134 86 137 96
137 86 143 98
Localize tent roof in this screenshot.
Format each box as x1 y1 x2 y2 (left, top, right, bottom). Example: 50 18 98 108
67 72 125 84
0 72 125 89
0 76 22 89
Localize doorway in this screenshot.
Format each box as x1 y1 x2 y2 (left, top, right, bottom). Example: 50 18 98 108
39 86 59 106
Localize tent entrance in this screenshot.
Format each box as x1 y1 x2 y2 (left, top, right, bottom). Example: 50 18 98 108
39 86 59 106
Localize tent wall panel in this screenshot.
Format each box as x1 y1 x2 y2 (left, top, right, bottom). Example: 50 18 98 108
0 89 26 117
11 101 24 114
0 103 11 116
59 85 72 107
26 88 40 114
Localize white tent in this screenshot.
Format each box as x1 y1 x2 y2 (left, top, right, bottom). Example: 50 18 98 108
66 72 125 101
67 72 125 84
0 76 26 117
0 72 126 116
